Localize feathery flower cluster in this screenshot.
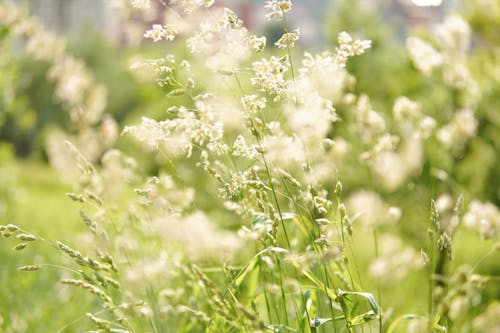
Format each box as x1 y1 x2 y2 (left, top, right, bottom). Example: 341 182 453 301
406 37 443 75
131 0 150 9
369 234 424 282
123 104 228 157
437 108 478 153
436 14 471 52
264 0 292 21
251 56 289 100
275 29 300 49
463 200 500 239
144 24 177 42
347 191 401 227
335 31 372 67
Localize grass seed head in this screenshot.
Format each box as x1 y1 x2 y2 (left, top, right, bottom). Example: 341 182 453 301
13 243 27 251
18 265 40 271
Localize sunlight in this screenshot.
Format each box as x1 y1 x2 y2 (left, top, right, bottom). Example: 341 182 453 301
412 0 443 6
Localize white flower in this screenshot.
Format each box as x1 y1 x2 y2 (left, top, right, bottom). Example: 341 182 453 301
436 14 471 52
251 56 289 99
144 24 176 43
406 37 443 75
248 35 266 52
437 109 477 152
393 96 421 122
463 200 500 239
131 0 150 9
275 29 300 49
264 0 292 21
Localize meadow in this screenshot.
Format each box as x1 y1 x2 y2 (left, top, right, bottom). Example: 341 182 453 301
0 0 499 332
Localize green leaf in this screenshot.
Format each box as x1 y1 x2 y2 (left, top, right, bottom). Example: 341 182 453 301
230 247 288 290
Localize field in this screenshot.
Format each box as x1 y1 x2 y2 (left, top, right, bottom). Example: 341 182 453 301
0 1 499 332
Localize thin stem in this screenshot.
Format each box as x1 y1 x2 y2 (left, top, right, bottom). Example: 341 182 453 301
373 228 383 333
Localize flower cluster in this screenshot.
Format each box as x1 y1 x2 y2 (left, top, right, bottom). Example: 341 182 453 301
264 0 292 21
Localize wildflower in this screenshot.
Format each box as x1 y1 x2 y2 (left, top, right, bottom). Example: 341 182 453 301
275 29 300 49
285 79 337 143
369 234 424 281
300 51 349 101
352 39 372 55
221 8 242 29
463 200 500 239
153 212 242 261
251 56 289 99
436 14 471 52
437 109 477 153
334 31 371 67
393 96 421 123
265 0 292 21
131 0 151 9
248 35 266 52
241 95 266 115
443 62 471 89
347 191 399 227
26 30 66 62
122 117 167 151
353 95 386 140
406 37 443 75
144 24 176 43
473 303 500 332
232 135 258 159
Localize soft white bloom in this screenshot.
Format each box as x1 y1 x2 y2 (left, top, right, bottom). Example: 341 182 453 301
354 95 386 140
251 56 289 99
248 35 266 52
232 135 258 159
300 51 349 102
48 56 96 125
275 29 300 49
437 109 477 152
335 31 371 67
123 117 168 150
365 134 424 190
436 14 471 52
26 30 66 61
463 200 500 239
285 77 337 143
144 24 176 42
472 303 500 332
418 116 437 139
153 212 242 261
369 234 424 281
406 37 443 75
185 10 251 71
436 194 454 213
84 85 108 125
265 0 292 21
168 0 213 13
443 62 471 89
99 115 119 148
205 28 251 72
124 103 228 157
131 0 150 9
393 96 421 122
347 191 400 227
261 134 306 169
241 94 267 115
352 39 372 55
221 8 242 29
